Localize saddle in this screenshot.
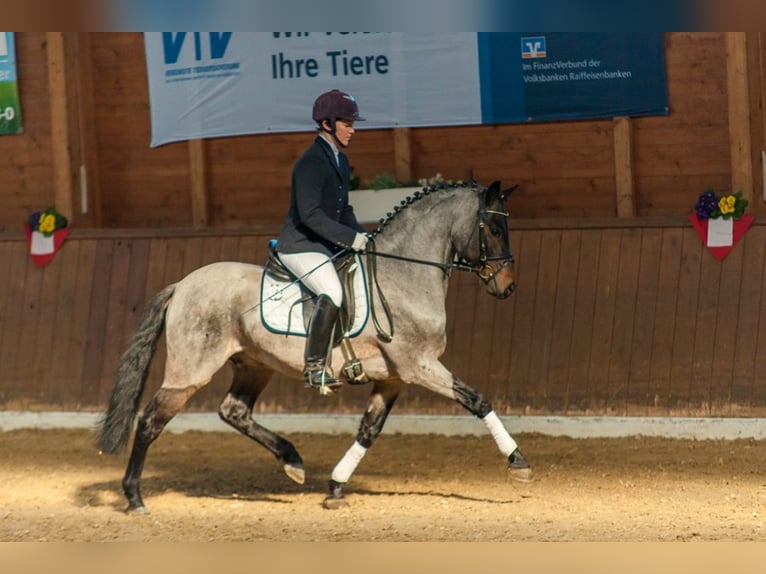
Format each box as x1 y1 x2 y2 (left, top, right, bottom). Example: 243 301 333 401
260 241 370 381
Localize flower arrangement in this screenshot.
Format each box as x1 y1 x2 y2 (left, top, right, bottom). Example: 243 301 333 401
357 170 460 191
694 189 748 220
28 207 68 237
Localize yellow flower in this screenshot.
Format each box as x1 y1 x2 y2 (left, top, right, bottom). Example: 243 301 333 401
718 195 736 215
38 213 57 233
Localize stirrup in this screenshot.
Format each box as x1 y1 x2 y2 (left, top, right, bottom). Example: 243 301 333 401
342 359 368 385
304 368 342 395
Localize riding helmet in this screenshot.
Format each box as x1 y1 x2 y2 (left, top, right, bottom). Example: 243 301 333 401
312 89 366 124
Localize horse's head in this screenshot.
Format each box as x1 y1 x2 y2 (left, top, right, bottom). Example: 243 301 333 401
461 180 517 299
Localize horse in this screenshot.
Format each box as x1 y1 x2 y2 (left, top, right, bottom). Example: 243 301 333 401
97 179 532 513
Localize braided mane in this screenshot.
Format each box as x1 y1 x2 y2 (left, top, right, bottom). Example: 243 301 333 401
371 180 483 237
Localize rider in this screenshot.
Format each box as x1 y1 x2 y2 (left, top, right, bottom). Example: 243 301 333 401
276 89 370 390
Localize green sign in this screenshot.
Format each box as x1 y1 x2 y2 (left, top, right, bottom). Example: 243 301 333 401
0 32 23 135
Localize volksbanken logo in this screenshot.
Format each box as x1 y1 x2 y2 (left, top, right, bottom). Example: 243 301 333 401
521 36 546 59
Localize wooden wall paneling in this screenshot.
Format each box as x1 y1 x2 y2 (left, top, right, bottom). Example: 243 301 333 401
0 242 31 404
63 240 97 407
122 239 151 348
709 245 745 414
586 229 622 412
94 239 133 403
199 236 223 267
668 230 704 413
524 231 561 411
730 227 766 411
546 230 581 413
625 229 663 415
79 239 115 405
219 235 242 261
565 229 601 414
505 230 542 410
689 238 723 414
751 230 766 407
30 249 66 405
237 235 264 265
44 240 82 405
11 249 44 404
163 238 188 285
648 229 683 412
605 229 641 414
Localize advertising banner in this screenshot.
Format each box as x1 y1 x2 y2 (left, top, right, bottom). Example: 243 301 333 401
144 32 668 147
0 32 23 135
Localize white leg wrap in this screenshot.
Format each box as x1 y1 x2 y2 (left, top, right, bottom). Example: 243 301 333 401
482 411 518 457
330 441 367 484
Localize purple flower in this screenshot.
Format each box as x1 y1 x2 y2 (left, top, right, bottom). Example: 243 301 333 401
694 189 718 220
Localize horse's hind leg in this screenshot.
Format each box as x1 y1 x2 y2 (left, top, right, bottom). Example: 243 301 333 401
323 379 402 509
122 386 196 513
218 358 305 484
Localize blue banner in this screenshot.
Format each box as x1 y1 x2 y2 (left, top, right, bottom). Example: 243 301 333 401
0 32 23 135
144 32 667 147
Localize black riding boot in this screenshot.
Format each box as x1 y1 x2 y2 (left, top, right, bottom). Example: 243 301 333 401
304 294 341 390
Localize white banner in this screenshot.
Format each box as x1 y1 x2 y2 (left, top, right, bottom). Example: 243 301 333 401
145 32 482 147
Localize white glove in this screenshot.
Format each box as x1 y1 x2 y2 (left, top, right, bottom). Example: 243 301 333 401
351 232 370 252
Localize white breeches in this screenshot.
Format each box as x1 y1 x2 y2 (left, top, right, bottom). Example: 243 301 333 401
277 251 343 307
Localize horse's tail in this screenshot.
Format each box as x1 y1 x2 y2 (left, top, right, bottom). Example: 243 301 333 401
96 283 177 454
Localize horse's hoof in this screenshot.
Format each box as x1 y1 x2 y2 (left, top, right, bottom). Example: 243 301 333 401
507 449 533 482
508 467 533 482
284 463 305 485
322 496 350 510
125 504 148 515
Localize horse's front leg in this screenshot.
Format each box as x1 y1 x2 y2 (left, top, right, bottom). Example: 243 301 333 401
451 377 532 481
405 360 532 482
323 379 401 509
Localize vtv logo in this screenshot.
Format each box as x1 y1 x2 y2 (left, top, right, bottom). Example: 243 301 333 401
0 32 8 59
521 36 546 59
162 32 233 65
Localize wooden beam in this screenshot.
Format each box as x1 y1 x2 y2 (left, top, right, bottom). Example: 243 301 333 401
393 127 412 183
46 32 74 221
613 116 635 218
75 33 102 227
188 139 209 226
726 32 754 203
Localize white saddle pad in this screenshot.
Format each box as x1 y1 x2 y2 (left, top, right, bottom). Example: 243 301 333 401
260 254 369 338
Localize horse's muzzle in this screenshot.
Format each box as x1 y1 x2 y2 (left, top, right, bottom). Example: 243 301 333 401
479 257 515 299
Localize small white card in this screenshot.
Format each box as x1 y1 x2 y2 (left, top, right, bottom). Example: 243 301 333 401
30 231 55 255
707 217 734 247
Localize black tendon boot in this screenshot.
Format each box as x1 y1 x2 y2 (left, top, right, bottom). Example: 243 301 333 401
304 294 342 392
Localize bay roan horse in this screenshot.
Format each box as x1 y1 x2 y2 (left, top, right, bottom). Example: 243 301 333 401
97 180 532 513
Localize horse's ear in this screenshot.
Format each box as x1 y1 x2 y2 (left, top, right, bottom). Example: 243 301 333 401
500 184 518 201
486 180 502 203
